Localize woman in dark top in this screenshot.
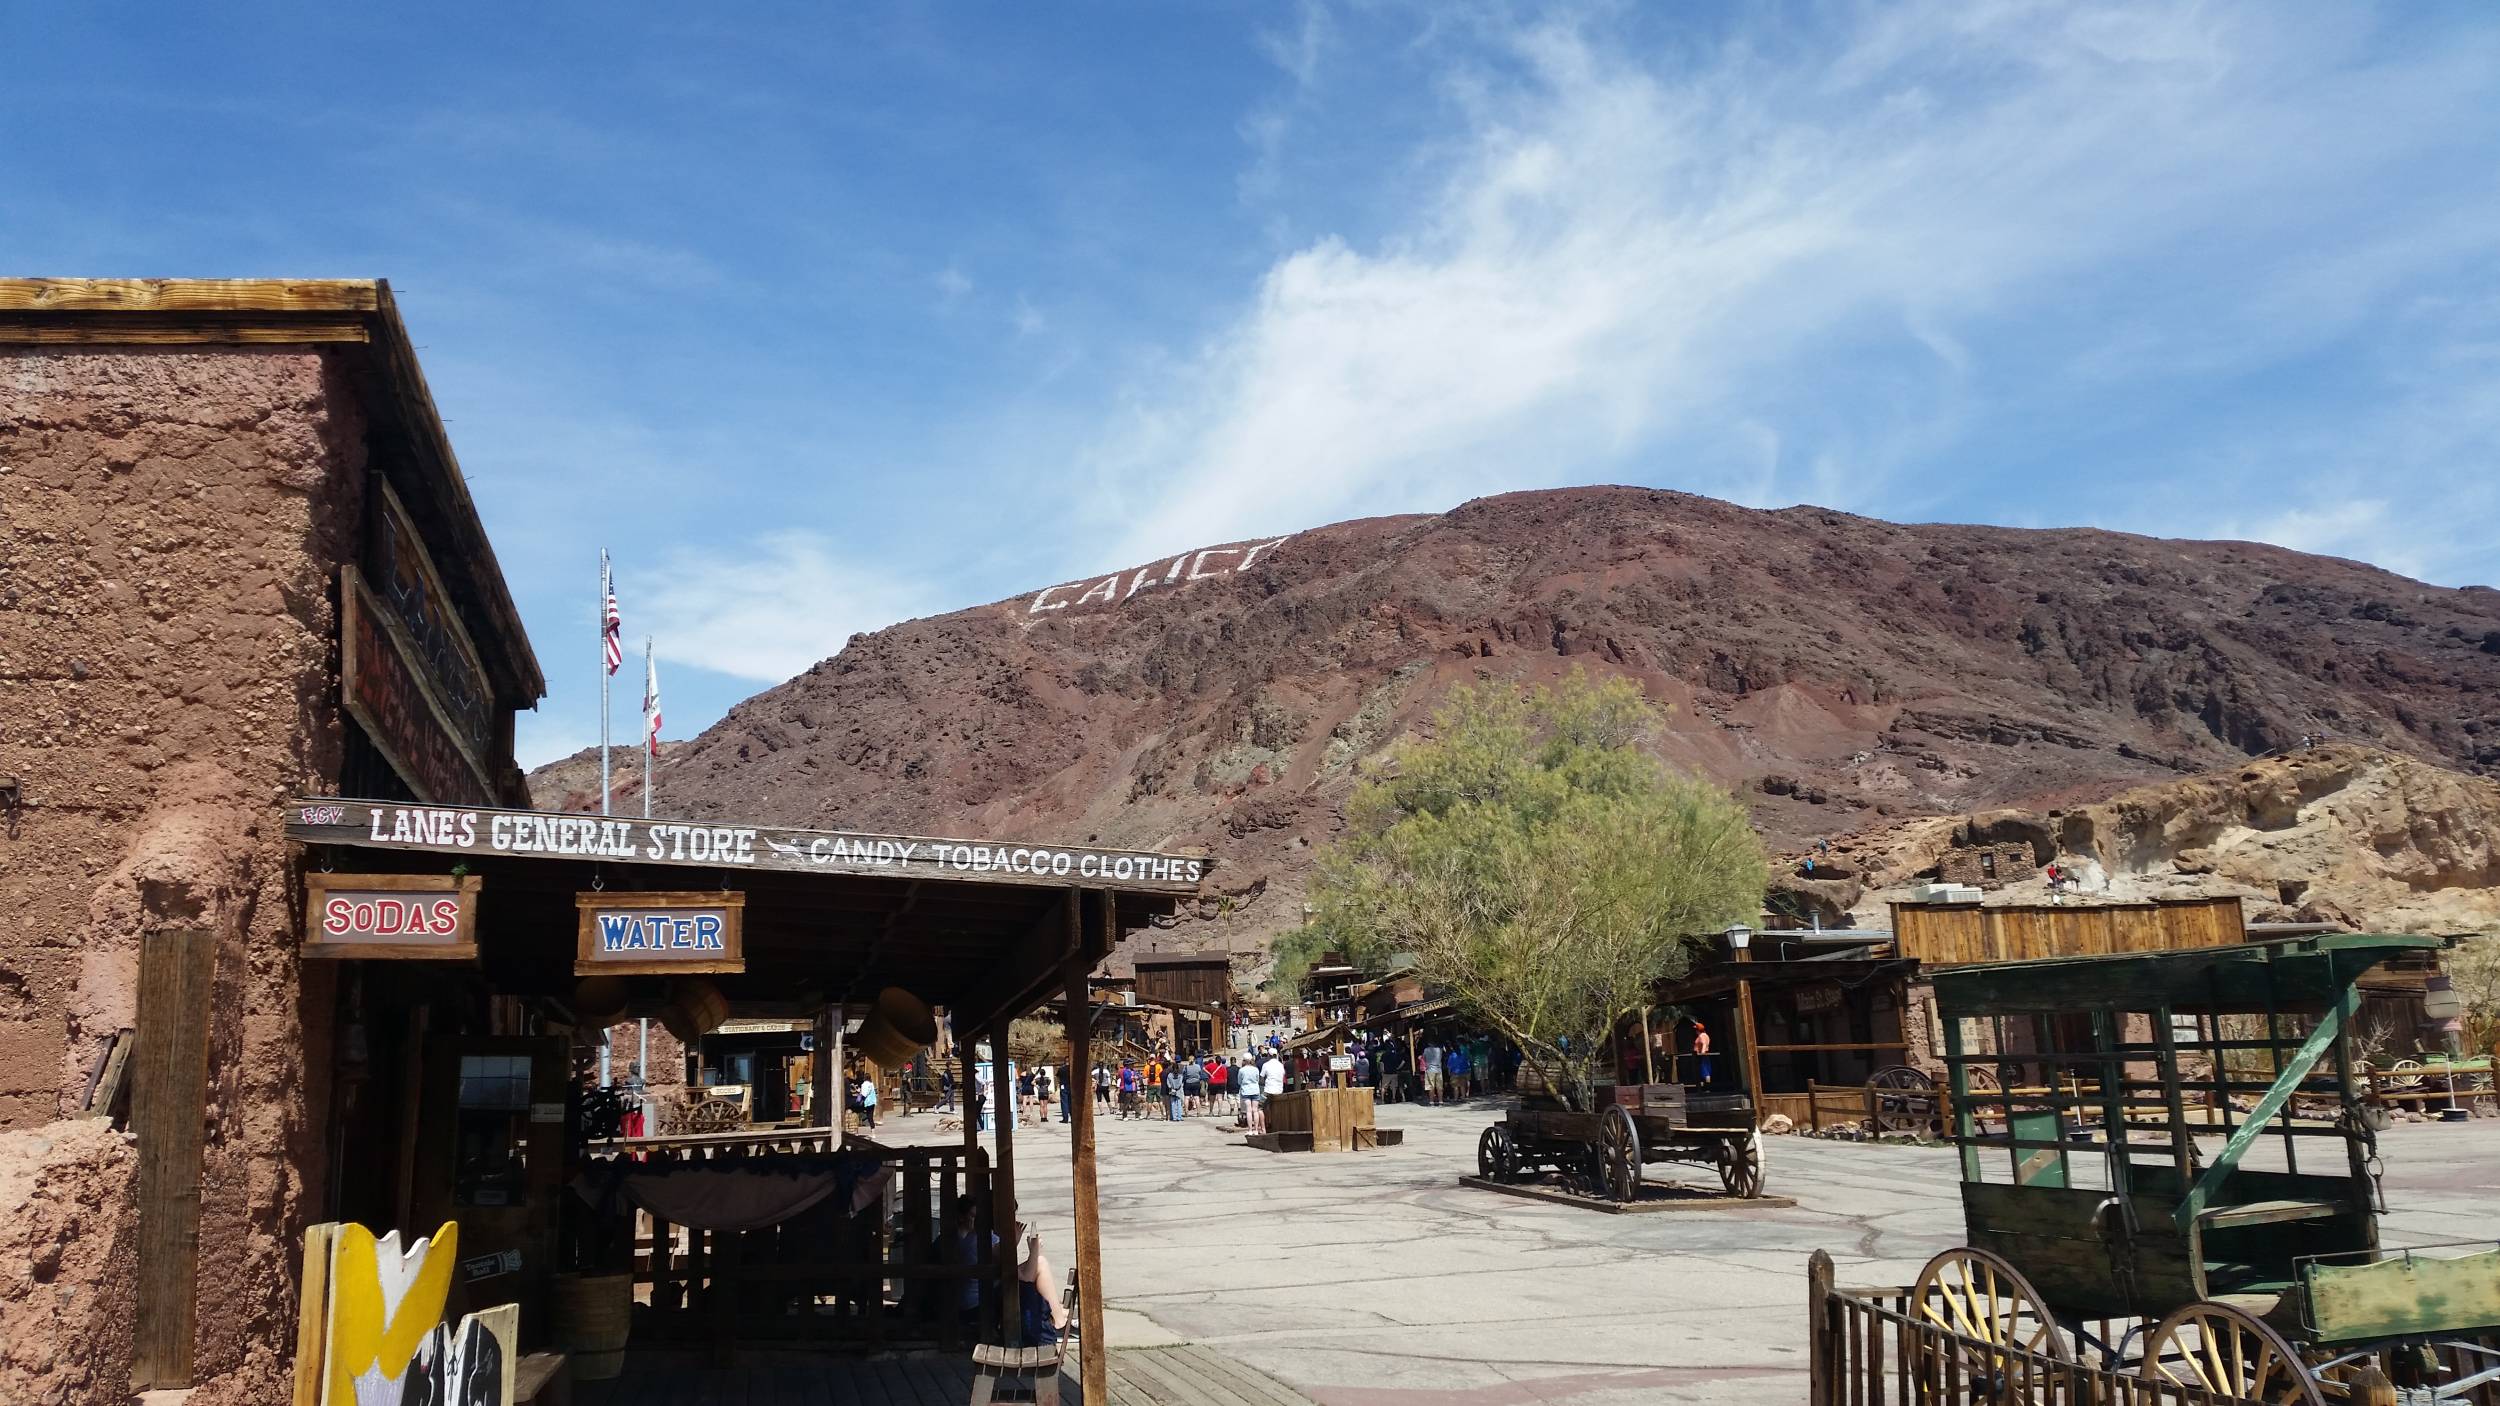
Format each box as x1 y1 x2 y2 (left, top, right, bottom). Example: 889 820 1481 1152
1016 1224 1069 1345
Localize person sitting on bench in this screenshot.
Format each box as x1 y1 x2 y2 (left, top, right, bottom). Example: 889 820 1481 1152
1016 1223 1070 1345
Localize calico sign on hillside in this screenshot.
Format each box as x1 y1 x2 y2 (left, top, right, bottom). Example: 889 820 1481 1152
285 798 1212 893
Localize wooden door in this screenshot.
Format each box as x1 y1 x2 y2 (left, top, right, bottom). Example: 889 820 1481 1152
412 1036 568 1343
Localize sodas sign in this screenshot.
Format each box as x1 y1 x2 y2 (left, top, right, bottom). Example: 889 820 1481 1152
303 874 481 959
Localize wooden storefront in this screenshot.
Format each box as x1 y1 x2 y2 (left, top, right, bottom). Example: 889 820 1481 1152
294 796 1213 1399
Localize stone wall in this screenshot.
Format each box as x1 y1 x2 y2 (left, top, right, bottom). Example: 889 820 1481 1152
1936 842 2036 891
0 347 367 1401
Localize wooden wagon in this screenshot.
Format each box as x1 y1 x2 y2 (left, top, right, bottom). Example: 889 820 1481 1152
1477 1082 1766 1202
1893 933 2500 1403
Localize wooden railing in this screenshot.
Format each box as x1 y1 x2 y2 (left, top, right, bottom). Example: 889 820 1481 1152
1809 1251 2500 1406
583 1133 998 1359
1809 1252 2250 1405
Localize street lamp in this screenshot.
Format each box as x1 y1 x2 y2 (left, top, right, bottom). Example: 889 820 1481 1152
1724 923 1753 960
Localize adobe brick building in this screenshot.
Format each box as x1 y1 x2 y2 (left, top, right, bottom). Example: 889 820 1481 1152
0 280 544 1403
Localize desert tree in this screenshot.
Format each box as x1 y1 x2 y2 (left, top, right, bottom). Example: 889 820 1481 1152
1308 672 1766 1110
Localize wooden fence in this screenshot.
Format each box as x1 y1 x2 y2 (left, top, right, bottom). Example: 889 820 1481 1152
1810 1251 2500 1406
1795 1069 2495 1136
1810 1251 2260 1406
584 1130 995 1359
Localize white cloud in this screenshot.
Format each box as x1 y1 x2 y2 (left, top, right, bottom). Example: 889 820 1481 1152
641 531 938 682
2221 500 2415 578
1013 294 1046 337
934 265 974 309
513 710 597 770
1078 4 2500 577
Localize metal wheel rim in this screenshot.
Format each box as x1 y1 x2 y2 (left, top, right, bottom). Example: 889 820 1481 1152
1868 1065 1937 1134
1599 1104 1641 1202
1910 1246 2072 1367
2140 1300 2324 1406
1716 1132 1764 1198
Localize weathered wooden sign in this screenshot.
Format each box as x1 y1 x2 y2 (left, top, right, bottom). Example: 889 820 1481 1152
366 477 498 768
302 873 481 960
576 891 746 975
285 797 1212 893
341 566 497 806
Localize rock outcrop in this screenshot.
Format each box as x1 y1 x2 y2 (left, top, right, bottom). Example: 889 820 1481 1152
1835 745 2500 933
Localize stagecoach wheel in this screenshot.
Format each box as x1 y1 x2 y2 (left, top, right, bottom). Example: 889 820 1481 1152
1868 1065 1938 1135
1599 1105 1643 1203
1910 1246 2072 1381
2140 1301 2324 1406
1715 1130 1766 1199
1477 1124 1515 1183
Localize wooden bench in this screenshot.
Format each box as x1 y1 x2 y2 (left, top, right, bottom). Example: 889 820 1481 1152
515 1351 570 1406
968 1269 1078 1405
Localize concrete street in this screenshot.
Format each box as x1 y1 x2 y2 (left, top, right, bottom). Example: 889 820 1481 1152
896 1100 2500 1405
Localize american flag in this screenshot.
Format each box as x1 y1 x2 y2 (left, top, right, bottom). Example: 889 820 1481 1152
643 645 663 755
601 561 623 675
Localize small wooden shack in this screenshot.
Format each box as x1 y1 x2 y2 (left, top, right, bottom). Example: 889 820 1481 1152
1132 949 1234 1052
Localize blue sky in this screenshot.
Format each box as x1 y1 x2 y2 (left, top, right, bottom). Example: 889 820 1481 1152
7 3 2497 766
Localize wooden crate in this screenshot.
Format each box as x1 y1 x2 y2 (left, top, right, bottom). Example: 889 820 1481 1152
1261 1086 1377 1152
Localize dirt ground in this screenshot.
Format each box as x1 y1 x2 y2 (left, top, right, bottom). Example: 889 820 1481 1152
886 1098 2500 1406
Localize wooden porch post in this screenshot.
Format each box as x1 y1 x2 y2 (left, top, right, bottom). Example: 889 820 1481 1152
132 926 216 1390
1735 947 1765 1109
1639 1005 1656 1085
987 1010 1018 1342
811 1001 839 1130
1064 892 1110 1405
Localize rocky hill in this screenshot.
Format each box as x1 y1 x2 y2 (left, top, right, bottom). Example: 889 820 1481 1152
546 486 2500 961
1777 744 2500 936
527 741 686 816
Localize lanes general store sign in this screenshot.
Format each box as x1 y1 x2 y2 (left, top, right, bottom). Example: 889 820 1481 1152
287 798 1211 894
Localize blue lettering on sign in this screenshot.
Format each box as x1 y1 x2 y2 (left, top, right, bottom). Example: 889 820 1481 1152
598 911 727 954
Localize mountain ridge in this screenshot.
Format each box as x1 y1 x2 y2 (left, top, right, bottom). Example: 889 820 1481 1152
536 485 2500 958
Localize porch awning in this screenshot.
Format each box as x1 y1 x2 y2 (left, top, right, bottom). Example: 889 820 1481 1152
285 797 1210 1030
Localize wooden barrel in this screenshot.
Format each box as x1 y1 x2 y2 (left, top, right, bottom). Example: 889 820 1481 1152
660 978 730 1043
854 986 936 1067
549 1271 632 1380
572 976 629 1028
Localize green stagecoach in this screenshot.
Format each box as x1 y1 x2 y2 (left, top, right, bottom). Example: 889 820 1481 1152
1910 933 2500 1403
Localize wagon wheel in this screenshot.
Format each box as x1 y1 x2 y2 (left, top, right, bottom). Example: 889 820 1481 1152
1477 1124 1516 1183
1598 1105 1642 1203
2382 1059 2426 1093
684 1098 744 1133
2140 1300 2324 1406
1911 1247 2071 1393
1868 1065 1938 1135
1715 1130 1765 1199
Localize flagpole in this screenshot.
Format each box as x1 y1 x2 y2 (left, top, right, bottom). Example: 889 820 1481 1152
599 550 612 816
642 636 655 820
